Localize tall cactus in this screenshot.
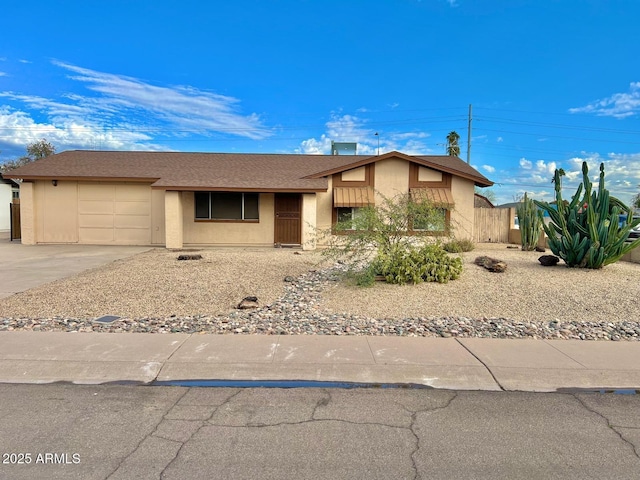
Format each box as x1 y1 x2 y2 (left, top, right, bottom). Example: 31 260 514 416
534 162 640 268
515 192 543 251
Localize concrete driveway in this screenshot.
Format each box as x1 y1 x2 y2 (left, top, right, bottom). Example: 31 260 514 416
0 232 150 299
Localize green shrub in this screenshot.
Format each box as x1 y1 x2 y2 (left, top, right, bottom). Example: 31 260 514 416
372 244 463 285
442 238 475 253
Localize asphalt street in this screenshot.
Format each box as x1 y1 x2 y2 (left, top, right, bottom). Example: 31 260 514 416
0 384 639 480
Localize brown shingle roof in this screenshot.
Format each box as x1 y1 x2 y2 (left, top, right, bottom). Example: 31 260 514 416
3 150 493 190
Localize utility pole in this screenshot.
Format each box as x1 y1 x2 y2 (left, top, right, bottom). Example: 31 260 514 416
467 104 472 164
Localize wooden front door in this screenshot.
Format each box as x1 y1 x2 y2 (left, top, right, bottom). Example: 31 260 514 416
274 193 301 245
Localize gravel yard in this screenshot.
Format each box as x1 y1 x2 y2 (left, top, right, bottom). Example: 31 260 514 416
1 244 640 340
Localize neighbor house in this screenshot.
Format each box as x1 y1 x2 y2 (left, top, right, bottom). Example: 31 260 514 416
3 150 493 249
0 174 19 233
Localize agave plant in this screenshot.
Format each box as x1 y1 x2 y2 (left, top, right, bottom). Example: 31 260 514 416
534 162 640 268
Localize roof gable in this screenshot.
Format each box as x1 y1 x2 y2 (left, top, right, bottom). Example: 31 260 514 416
304 150 493 187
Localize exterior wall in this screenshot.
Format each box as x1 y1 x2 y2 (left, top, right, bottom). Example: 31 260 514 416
0 183 12 231
316 176 333 247
165 191 183 249
450 176 475 240
19 182 35 245
181 192 275 246
301 193 317 250
374 158 410 202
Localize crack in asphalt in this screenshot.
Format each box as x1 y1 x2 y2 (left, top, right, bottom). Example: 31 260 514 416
407 392 459 480
105 388 190 480
159 388 242 479
196 390 458 480
572 394 640 461
310 389 332 420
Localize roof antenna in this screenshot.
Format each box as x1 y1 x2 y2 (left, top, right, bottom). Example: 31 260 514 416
374 132 380 156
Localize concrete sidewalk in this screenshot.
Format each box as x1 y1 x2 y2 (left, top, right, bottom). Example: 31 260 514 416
1 331 639 392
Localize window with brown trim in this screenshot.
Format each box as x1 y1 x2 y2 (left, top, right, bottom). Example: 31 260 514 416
195 192 259 221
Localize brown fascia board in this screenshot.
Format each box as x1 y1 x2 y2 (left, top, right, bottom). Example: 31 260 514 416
6 175 160 183
155 186 327 193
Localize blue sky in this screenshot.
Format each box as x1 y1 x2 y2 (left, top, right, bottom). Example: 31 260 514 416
1 0 639 206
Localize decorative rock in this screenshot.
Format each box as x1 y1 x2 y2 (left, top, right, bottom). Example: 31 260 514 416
535 246 546 252
177 254 203 261
2 261 640 341
474 256 507 273
237 296 259 309
284 276 295 282
538 255 560 266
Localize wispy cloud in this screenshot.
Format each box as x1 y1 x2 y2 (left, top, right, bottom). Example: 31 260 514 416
52 61 270 139
481 164 495 173
569 82 640 119
0 72 6 77
0 60 273 155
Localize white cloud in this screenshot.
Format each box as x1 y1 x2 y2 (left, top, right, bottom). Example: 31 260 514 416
569 82 640 119
296 113 433 156
519 158 532 169
0 72 6 77
481 164 495 173
496 136 503 142
0 105 167 155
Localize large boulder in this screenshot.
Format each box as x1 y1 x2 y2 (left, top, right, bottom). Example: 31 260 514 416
474 256 507 273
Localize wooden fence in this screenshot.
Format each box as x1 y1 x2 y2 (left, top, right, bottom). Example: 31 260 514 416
474 207 513 243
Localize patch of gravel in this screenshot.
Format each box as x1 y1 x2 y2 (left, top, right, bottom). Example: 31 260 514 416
1 244 640 340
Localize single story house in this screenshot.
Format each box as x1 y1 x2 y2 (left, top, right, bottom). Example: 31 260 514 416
4 150 493 249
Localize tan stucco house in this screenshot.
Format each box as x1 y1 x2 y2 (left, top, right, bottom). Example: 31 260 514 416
4 150 493 249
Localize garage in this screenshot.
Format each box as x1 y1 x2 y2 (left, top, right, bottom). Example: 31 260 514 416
77 182 152 245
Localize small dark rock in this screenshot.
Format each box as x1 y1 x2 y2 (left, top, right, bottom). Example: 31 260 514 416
284 276 295 282
506 245 519 249
535 246 546 252
538 255 560 266
177 254 203 261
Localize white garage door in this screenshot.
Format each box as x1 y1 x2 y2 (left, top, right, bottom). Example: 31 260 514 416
78 183 151 244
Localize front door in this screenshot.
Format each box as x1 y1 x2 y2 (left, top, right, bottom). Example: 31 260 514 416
274 193 301 245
